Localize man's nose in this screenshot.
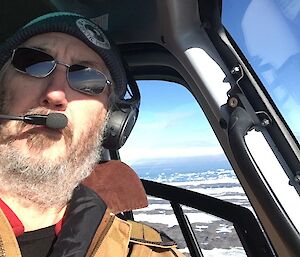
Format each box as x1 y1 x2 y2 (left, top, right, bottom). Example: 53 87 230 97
39 65 68 111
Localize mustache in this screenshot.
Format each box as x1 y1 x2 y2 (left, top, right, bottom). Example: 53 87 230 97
22 107 71 128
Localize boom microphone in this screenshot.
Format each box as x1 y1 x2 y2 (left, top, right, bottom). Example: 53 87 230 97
45 113 68 129
0 113 68 129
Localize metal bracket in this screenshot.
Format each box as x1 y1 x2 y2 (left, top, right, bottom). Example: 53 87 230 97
255 111 272 128
226 64 245 110
230 64 244 86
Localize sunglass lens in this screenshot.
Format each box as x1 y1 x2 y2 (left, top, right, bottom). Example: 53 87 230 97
68 65 107 95
12 48 55 77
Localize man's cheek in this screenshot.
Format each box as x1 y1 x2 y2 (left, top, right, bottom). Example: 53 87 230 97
0 86 13 114
0 121 20 143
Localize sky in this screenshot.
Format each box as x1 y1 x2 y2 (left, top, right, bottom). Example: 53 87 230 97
119 81 224 164
120 0 300 164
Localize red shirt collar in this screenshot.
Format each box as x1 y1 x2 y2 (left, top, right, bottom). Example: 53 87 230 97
0 198 63 236
0 198 24 236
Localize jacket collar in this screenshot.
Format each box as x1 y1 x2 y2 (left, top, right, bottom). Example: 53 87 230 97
49 184 107 257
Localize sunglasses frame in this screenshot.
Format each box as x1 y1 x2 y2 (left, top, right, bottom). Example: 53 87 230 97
11 47 112 96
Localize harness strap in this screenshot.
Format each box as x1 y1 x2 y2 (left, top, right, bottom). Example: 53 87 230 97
128 220 177 249
129 221 162 244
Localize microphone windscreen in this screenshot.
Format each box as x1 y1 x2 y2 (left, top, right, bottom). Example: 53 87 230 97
46 113 68 129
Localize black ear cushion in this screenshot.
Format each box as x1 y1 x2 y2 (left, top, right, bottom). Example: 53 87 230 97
102 104 138 150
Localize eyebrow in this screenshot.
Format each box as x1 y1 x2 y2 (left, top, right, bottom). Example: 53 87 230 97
22 42 51 51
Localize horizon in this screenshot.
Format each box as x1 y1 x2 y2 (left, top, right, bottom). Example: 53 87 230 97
119 80 226 166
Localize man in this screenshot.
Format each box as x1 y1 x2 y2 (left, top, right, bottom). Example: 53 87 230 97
0 12 185 257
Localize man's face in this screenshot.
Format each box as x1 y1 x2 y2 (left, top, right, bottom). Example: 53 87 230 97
0 32 111 162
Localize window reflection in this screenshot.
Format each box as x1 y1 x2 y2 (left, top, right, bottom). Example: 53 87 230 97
223 0 300 140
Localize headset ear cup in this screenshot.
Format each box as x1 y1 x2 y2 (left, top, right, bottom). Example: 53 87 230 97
102 60 140 150
102 104 138 150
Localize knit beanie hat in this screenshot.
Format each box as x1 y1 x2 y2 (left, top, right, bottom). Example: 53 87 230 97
0 12 127 98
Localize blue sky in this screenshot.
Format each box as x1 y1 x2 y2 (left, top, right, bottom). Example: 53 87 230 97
119 81 224 164
120 0 300 164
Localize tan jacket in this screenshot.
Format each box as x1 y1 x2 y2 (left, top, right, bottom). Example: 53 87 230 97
0 208 186 257
0 162 186 257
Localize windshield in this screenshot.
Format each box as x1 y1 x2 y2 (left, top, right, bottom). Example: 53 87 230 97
222 0 300 143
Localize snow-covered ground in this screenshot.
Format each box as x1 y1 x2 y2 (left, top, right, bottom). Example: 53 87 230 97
133 169 252 257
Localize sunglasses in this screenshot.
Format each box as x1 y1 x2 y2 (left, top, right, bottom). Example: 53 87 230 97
11 47 112 95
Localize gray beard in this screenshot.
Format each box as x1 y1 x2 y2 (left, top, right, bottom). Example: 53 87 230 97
0 113 108 210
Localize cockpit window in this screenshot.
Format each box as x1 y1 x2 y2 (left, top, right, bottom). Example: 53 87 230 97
120 80 252 256
222 0 300 143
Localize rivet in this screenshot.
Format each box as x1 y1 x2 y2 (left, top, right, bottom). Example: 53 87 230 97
228 97 238 108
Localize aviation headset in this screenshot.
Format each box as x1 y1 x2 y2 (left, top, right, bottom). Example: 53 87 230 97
0 12 140 150
102 69 140 150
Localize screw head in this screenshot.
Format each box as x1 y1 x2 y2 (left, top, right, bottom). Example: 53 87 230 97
231 66 240 74
228 97 238 108
261 119 270 127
